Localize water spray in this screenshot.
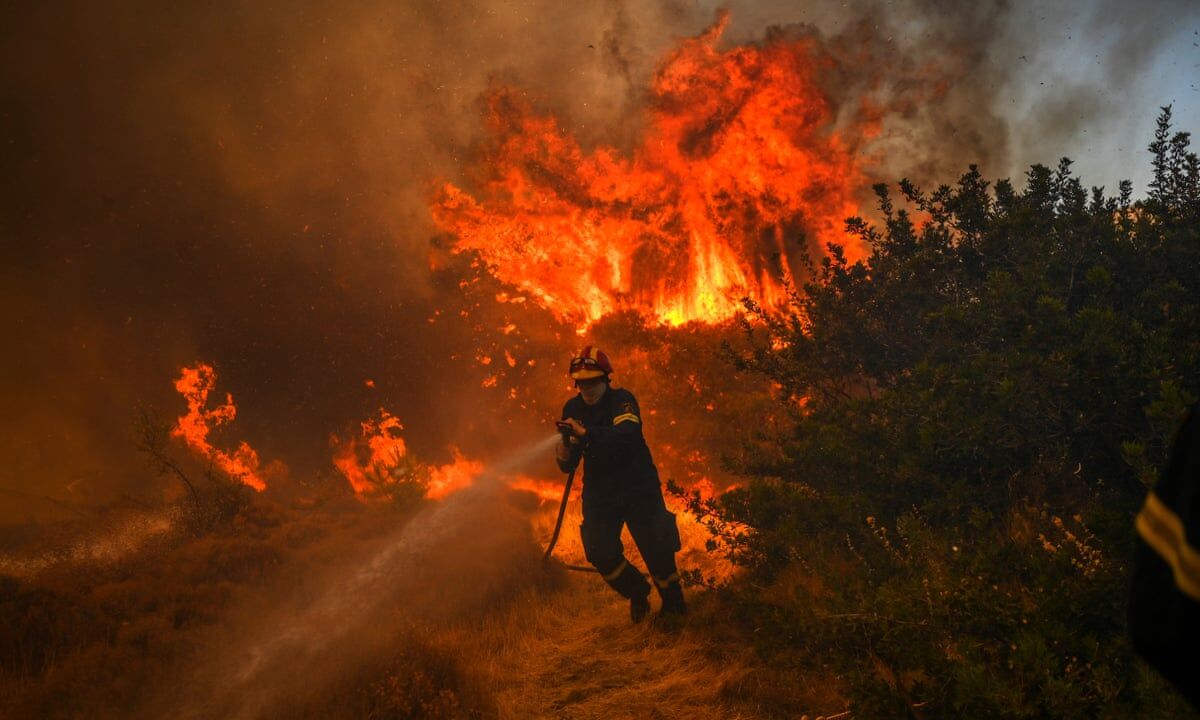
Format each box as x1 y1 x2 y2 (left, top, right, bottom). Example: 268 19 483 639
538 435 649 576
165 432 566 720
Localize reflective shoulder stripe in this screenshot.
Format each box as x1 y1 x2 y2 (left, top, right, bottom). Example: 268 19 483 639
603 559 629 582
613 412 640 425
1136 491 1200 601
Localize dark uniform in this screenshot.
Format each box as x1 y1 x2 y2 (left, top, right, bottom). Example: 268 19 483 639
558 385 684 611
1130 403 1200 708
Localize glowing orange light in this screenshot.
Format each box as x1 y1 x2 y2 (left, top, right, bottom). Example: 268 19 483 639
431 11 867 331
508 475 565 503
171 363 267 492
331 409 409 497
426 449 484 500
332 409 485 501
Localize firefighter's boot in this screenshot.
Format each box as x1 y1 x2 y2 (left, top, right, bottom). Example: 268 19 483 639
630 592 651 623
656 574 686 616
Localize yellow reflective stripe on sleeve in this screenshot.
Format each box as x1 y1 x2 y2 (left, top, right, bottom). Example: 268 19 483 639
613 413 641 425
654 572 680 589
1136 491 1200 601
603 559 629 582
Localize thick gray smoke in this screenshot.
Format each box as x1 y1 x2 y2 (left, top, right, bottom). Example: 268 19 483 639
1 0 1195 516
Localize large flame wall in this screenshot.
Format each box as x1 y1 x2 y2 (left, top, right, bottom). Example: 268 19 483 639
432 12 867 330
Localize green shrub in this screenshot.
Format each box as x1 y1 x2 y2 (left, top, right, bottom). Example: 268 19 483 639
698 107 1200 717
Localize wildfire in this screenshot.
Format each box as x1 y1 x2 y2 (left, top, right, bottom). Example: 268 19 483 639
508 474 566 503
172 363 268 492
432 11 867 330
426 449 484 500
331 409 410 497
332 408 483 500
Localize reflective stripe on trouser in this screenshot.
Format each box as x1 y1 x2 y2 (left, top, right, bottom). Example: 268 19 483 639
653 571 680 589
581 487 680 601
594 556 650 599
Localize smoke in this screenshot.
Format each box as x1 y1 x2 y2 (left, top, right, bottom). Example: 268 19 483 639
2 4 1195 714
1 0 1195 513
994 1 1200 190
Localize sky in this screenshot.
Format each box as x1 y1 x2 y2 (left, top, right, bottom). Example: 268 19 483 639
707 0 1200 194
993 1 1199 193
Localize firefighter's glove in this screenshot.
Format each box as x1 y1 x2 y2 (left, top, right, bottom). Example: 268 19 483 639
562 418 587 439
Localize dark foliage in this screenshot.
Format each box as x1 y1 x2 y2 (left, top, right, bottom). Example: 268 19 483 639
690 108 1200 717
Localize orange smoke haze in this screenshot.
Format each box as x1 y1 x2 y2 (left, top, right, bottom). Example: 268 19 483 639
171 363 269 492
432 11 868 331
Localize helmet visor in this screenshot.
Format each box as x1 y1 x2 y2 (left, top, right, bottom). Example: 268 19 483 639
569 356 607 379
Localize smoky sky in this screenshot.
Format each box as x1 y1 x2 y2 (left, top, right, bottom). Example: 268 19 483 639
2 0 1195 519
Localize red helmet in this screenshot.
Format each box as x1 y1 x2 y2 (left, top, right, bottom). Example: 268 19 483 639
569 346 613 380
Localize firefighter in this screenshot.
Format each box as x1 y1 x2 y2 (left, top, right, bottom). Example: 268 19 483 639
1130 403 1200 709
555 346 685 623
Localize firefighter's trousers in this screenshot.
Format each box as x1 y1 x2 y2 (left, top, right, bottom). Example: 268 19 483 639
580 484 683 607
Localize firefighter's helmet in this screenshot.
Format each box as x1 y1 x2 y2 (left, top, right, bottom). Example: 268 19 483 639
569 346 613 380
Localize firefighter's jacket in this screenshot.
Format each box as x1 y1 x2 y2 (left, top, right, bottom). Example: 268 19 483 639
1130 403 1200 708
558 386 659 501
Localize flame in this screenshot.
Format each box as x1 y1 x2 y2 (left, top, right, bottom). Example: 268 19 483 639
331 409 409 497
426 449 484 500
508 474 566 503
432 11 867 330
171 363 267 492
332 408 484 500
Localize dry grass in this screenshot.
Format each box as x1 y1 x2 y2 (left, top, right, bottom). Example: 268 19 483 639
0 486 850 719
431 573 762 720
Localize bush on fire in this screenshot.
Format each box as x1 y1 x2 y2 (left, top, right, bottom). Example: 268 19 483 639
694 107 1200 717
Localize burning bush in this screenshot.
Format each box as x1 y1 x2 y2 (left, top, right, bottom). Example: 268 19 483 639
331 408 486 506
331 409 430 505
171 363 273 493
136 405 254 538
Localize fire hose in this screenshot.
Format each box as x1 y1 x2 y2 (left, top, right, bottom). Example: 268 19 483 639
542 430 655 579
541 465 597 573
541 465 654 579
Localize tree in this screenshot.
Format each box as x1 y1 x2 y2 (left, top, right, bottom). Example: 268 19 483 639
694 108 1200 717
